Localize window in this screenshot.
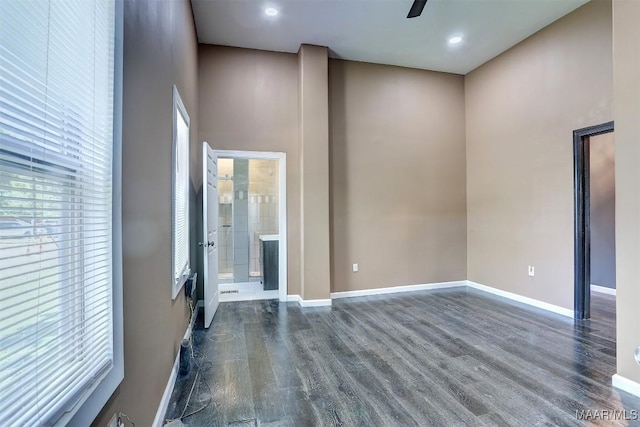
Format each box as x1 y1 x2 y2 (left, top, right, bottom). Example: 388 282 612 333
0 0 122 425
172 86 190 298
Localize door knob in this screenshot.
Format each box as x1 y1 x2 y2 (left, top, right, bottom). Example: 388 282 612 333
208 241 215 247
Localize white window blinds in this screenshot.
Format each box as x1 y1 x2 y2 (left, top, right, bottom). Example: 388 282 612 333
0 0 116 425
173 87 190 297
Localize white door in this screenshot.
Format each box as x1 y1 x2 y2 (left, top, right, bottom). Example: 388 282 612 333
203 142 219 328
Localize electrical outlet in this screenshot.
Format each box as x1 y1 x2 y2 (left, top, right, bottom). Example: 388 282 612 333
528 265 535 277
352 263 359 272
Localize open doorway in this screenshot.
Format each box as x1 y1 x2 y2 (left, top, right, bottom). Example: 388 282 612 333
212 150 287 302
573 121 615 320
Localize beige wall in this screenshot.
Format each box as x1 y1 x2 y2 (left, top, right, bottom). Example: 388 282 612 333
93 0 198 425
465 0 613 310
329 59 467 292
589 132 616 289
613 0 640 384
197 46 302 295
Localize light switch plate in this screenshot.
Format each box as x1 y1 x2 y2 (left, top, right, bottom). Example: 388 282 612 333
352 263 358 272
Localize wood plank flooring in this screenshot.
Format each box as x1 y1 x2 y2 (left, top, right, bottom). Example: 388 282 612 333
166 288 640 426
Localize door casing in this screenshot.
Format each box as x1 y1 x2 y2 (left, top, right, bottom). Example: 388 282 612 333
211 149 288 302
573 121 614 320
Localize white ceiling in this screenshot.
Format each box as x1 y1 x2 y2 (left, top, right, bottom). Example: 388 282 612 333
191 0 589 75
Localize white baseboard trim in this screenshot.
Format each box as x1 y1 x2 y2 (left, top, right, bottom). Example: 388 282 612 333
466 281 574 318
591 284 616 296
286 295 301 303
285 294 332 307
330 280 573 318
153 341 181 427
612 374 640 398
289 280 575 318
153 315 197 427
300 298 332 307
331 281 466 300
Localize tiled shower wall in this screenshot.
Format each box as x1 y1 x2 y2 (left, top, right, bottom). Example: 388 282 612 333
216 158 279 281
233 159 250 282
217 180 233 275
248 159 279 275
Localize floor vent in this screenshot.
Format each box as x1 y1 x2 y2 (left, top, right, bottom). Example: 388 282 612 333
221 290 240 295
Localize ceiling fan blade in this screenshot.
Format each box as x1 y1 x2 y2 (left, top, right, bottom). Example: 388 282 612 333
407 0 428 18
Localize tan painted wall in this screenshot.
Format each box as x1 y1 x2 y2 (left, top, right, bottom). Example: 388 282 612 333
197 46 302 295
589 132 616 289
81 0 640 420
93 0 197 425
299 45 331 300
613 0 640 384
330 59 467 292
465 0 613 310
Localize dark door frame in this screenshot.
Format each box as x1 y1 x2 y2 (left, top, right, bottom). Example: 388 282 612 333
573 121 614 320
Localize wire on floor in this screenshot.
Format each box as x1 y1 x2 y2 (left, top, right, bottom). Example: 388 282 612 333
118 412 135 427
164 319 213 424
178 350 214 420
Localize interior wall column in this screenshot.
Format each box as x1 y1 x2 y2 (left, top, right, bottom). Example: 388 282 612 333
297 44 331 301
613 0 640 385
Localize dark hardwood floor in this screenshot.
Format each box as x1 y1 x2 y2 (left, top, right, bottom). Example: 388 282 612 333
166 288 640 426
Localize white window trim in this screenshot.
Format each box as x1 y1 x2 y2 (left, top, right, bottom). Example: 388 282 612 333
64 1 124 424
172 86 191 299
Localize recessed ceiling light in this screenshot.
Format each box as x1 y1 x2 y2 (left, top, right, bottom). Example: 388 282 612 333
448 36 463 45
265 7 278 16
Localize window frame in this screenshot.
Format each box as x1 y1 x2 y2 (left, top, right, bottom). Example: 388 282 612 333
64 0 124 423
172 85 191 299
